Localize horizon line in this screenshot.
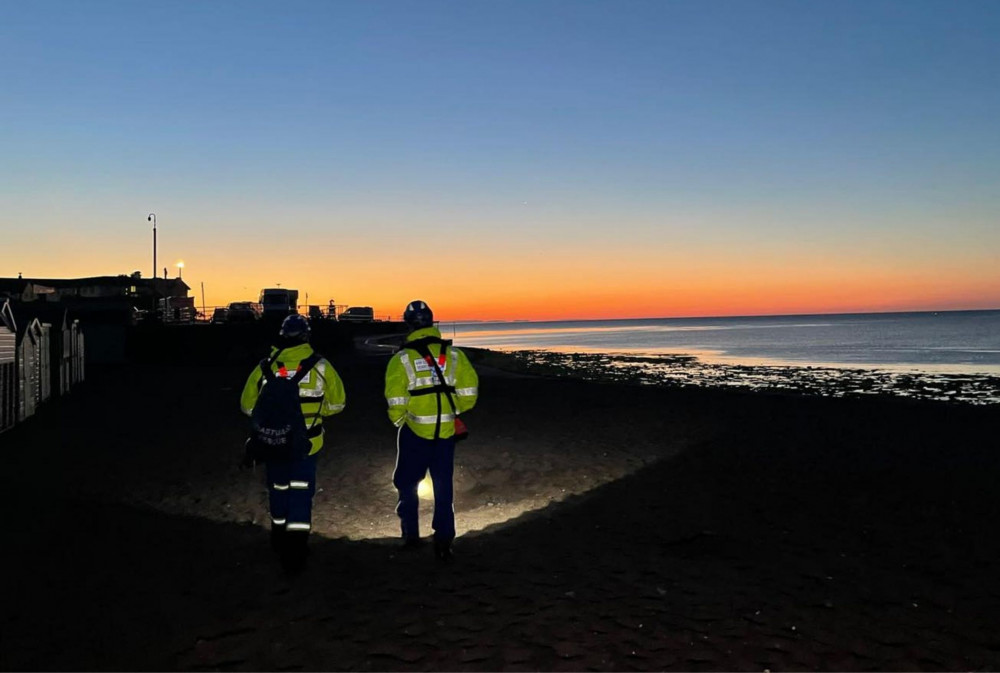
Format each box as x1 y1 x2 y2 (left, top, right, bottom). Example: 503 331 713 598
442 306 1000 325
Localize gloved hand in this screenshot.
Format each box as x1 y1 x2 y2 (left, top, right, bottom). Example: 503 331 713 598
453 417 469 441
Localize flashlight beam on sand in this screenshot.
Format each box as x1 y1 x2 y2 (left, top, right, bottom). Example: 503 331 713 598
417 475 433 499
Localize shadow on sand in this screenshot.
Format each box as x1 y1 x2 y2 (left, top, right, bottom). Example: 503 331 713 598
3 353 1000 671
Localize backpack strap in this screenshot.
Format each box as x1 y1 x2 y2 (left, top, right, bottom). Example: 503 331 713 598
405 339 457 397
292 352 324 439
259 358 276 383
259 347 286 382
290 352 321 384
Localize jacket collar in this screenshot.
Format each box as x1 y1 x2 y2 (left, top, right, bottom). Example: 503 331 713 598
405 326 442 343
269 342 314 361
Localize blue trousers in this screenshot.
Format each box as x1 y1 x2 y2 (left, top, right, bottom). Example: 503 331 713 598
265 453 317 533
393 425 456 542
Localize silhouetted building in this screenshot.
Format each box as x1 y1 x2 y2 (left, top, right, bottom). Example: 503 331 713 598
0 299 84 433
0 273 189 304
0 274 188 365
0 302 16 432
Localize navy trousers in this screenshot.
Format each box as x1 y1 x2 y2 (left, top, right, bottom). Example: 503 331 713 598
393 425 456 542
265 453 317 533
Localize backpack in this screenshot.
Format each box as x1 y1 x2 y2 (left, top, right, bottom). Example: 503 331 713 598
247 352 320 462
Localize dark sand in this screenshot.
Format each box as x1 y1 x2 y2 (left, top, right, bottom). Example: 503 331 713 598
2 344 999 671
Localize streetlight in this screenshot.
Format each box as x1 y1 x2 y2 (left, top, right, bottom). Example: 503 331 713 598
147 213 157 279
176 261 184 279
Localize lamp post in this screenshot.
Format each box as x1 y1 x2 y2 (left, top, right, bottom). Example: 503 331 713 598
147 213 157 321
176 261 184 279
147 214 157 279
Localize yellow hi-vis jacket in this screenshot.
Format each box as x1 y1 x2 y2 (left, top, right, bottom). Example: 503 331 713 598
385 326 479 439
240 342 346 455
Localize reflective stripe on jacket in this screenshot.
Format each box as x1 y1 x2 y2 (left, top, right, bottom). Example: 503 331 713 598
384 326 478 440
240 342 347 455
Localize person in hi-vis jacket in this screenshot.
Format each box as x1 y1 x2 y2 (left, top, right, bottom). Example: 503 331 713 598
241 314 346 573
384 300 478 561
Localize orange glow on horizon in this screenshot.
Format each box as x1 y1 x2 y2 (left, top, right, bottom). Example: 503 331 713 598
7 234 999 323
7 265 998 324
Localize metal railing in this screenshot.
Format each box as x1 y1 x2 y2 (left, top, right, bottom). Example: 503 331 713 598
189 305 397 323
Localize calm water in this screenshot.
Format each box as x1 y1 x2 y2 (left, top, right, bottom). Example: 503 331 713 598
445 310 1000 375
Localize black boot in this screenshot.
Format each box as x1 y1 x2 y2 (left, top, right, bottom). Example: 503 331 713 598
270 523 287 554
401 536 424 551
280 531 309 575
433 537 453 562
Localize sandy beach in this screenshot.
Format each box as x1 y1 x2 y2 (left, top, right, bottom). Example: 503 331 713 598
2 339 999 671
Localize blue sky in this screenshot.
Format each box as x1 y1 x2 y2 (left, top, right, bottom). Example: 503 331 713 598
2 0 999 319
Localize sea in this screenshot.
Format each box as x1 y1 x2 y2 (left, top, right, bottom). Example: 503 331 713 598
441 310 1000 404
445 310 1000 374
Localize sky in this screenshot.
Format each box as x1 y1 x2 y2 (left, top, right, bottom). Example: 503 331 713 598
2 0 999 322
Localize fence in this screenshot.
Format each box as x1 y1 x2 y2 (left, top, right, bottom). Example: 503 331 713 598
193 304 397 323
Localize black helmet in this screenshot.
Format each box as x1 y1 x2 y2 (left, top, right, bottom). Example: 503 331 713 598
279 314 310 343
403 300 433 329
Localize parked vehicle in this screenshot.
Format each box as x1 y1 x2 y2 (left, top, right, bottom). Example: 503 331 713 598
339 306 375 323
211 307 229 324
259 288 298 319
227 301 261 322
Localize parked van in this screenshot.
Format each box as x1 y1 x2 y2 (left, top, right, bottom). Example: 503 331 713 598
339 306 375 323
259 288 298 319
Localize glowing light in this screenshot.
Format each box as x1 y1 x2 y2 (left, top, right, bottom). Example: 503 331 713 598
417 475 433 499
132 445 643 542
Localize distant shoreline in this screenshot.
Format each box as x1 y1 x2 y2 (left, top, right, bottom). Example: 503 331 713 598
443 310 1000 379
466 348 1000 407
444 306 1000 327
